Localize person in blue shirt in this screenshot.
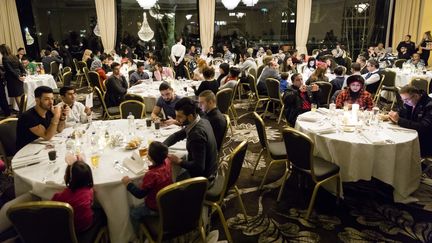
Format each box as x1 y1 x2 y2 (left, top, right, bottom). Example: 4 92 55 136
279 72 289 93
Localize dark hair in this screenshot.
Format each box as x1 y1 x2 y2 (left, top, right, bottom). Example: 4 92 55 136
137 61 145 69
290 73 302 82
65 161 93 191
346 75 365 86
59 86 75 96
406 34 411 39
176 36 183 43
174 97 197 116
21 56 29 61
111 62 120 70
100 53 107 62
44 50 51 56
280 72 289 80
244 52 251 58
399 85 421 95
367 59 379 69
229 67 241 78
307 57 316 68
351 62 361 72
334 66 345 76
148 56 157 62
148 141 168 165
17 47 25 52
34 86 53 98
202 66 215 80
159 82 172 91
219 63 230 75
155 62 163 68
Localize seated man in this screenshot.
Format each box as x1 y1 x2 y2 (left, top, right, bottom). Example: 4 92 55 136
104 62 128 107
198 90 227 151
330 66 346 95
151 82 181 126
129 61 149 86
389 85 432 157
283 73 320 126
163 97 218 186
58 86 91 127
362 59 381 95
257 60 280 95
406 53 426 69
16 86 69 150
21 56 37 75
153 62 174 81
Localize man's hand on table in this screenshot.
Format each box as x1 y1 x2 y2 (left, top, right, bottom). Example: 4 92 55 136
388 111 400 124
121 176 131 185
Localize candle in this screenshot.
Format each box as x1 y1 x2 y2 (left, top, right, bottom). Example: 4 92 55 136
351 104 359 123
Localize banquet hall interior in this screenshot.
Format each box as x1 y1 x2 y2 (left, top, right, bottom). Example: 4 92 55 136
1 0 432 242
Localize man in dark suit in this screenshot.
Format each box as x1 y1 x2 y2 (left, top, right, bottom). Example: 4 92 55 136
198 90 227 152
104 62 128 107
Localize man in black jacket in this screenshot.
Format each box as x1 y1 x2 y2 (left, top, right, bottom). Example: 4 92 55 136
396 35 416 57
389 85 432 157
104 62 128 107
164 97 218 185
198 90 227 151
283 73 320 126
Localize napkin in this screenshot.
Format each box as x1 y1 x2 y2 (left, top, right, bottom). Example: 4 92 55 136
297 113 320 122
312 126 337 134
123 152 148 175
316 108 330 116
85 93 93 108
360 131 388 145
13 154 46 167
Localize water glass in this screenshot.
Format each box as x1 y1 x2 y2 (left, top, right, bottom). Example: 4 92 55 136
311 103 317 113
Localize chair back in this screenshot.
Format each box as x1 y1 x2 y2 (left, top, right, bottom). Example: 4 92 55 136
247 67 257 80
282 128 313 172
76 61 87 74
7 201 78 243
120 100 146 119
125 93 145 103
183 65 192 80
94 87 109 115
216 88 234 114
343 57 352 74
63 71 73 87
72 58 79 71
394 59 406 69
87 71 101 88
83 67 90 83
223 141 248 199
157 177 208 241
0 118 18 162
265 78 282 101
50 61 60 78
212 58 224 66
410 78 430 94
128 70 135 78
18 94 28 116
381 69 396 87
247 74 260 98
257 65 265 78
252 112 268 149
62 66 72 75
314 81 333 107
218 114 230 154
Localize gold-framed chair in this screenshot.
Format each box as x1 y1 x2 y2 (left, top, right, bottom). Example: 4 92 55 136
0 118 18 171
394 59 407 69
94 87 120 120
63 71 73 87
279 128 341 219
75 61 87 87
125 93 145 103
139 177 208 243
247 67 257 80
314 81 333 108
120 100 146 119
410 78 430 94
49 61 60 81
371 74 386 103
18 94 27 116
247 74 269 112
7 201 109 243
216 88 235 134
343 57 352 74
83 67 91 87
183 65 192 80
87 71 101 89
218 114 230 155
264 78 285 124
257 65 265 78
205 141 249 243
251 112 288 190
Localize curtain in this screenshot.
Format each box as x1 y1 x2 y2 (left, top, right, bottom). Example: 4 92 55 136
95 0 116 54
392 0 422 50
199 0 215 55
0 0 25 54
295 0 312 55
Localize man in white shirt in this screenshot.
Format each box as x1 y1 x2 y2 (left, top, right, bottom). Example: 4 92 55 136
362 59 381 94
59 86 91 127
223 45 234 63
170 37 186 79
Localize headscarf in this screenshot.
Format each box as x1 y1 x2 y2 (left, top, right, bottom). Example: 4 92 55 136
90 59 102 71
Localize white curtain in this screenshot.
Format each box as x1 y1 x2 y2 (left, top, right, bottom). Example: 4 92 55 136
392 0 422 50
199 0 215 54
95 0 116 54
295 0 312 55
0 0 25 54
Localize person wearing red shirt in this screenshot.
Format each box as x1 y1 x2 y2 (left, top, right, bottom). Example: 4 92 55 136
335 75 373 110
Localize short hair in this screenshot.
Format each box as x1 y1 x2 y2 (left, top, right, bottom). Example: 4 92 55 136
334 66 346 76
367 59 379 68
176 36 183 43
17 47 24 52
110 62 120 70
155 62 163 68
34 86 53 98
266 49 273 55
159 82 172 91
291 73 302 82
229 67 241 77
280 72 289 80
406 34 411 39
44 50 51 56
148 141 168 165
412 53 420 57
174 97 197 116
198 90 216 103
100 53 107 61
21 56 29 61
59 86 75 96
351 62 361 72
148 55 157 62
202 66 215 79
244 52 251 58
65 161 93 191
137 61 145 68
356 55 367 63
399 85 422 95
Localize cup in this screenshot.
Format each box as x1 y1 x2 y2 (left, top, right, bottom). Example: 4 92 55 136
311 103 317 113
91 152 100 168
139 147 148 157
154 120 161 130
146 118 152 128
48 150 57 163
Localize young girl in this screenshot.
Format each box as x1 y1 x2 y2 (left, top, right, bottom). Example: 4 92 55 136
335 75 373 110
122 141 172 235
52 156 94 232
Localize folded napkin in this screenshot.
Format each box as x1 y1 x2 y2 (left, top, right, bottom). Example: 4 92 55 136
316 108 330 116
297 113 320 122
123 152 148 175
360 131 388 145
312 126 337 134
13 154 46 164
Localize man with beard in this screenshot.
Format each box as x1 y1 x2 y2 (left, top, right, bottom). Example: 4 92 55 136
17 86 69 149
151 82 181 126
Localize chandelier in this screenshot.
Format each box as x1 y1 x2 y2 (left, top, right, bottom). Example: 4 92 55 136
242 0 259 7
136 0 157 10
93 23 101 37
24 28 34 45
138 12 154 41
221 0 240 10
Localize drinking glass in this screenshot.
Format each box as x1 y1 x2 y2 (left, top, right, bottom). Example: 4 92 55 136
91 152 100 168
311 103 317 113
48 147 57 164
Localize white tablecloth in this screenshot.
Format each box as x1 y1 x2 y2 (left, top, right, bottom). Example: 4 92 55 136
295 110 421 203
12 120 186 243
391 69 432 87
127 80 201 112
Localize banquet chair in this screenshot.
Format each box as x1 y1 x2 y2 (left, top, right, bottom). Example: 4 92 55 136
120 100 146 119
125 93 145 103
343 57 352 74
410 78 430 94
216 88 235 134
87 71 101 90
18 94 27 116
205 141 249 243
183 65 192 80
257 65 265 78
251 112 288 190
7 201 109 243
279 128 341 219
212 58 224 66
49 61 60 82
62 66 72 75
394 59 407 69
139 177 208 243
128 70 135 79
247 67 257 80
371 74 386 103
83 67 91 87
94 87 120 120
219 114 231 155
75 61 87 87
314 81 333 108
0 118 18 171
248 74 269 113
63 71 73 87
264 78 285 124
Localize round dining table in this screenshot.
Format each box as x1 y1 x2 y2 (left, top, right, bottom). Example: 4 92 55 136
12 119 186 243
295 109 422 203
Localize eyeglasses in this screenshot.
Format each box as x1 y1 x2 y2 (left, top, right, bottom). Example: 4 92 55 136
401 95 413 103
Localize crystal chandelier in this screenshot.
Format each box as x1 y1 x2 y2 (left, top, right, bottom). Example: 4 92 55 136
242 0 259 7
93 23 101 37
221 0 240 10
24 28 34 45
138 12 154 41
136 0 157 10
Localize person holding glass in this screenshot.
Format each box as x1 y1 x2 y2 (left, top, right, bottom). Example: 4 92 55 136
335 75 373 110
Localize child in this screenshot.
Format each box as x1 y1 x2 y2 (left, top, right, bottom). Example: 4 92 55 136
122 141 172 234
52 157 94 232
280 72 290 93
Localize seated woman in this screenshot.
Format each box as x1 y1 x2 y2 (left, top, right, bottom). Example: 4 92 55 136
305 64 328 84
302 57 316 80
192 58 207 81
153 62 174 81
219 67 241 90
335 75 373 110
90 59 107 88
193 66 219 95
